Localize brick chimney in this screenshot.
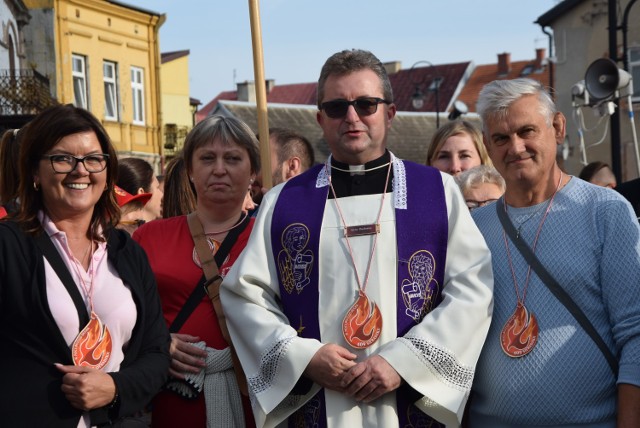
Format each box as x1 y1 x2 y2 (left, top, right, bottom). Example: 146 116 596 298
534 48 546 71
497 52 511 76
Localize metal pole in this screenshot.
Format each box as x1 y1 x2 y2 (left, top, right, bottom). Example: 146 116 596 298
248 0 272 189
608 0 622 182
435 85 440 129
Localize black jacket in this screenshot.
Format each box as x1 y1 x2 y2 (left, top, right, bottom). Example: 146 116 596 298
0 221 171 427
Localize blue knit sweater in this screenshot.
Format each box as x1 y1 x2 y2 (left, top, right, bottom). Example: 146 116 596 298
469 177 640 428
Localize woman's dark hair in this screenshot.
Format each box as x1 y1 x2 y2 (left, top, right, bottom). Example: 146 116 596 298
13 104 120 240
162 153 196 218
579 161 610 182
0 128 22 206
118 157 154 211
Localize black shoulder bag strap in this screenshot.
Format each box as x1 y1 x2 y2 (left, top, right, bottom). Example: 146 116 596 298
496 199 618 375
34 232 90 328
168 214 251 333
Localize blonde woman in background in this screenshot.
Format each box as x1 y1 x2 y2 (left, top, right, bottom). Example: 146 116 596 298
426 120 492 176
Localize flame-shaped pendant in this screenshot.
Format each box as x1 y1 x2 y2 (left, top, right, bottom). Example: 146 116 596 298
71 311 113 369
500 303 539 358
342 291 382 349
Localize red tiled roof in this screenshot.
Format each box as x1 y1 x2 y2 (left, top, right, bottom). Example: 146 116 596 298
196 90 237 122
457 59 550 112
268 82 317 105
389 62 471 112
197 61 471 121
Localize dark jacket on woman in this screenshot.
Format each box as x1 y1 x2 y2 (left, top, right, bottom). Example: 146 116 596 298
0 220 171 427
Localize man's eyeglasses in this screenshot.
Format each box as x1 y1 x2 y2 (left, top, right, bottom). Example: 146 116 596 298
465 198 499 210
42 154 109 174
320 97 390 119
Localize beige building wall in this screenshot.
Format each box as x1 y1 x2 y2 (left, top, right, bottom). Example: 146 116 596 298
161 54 192 128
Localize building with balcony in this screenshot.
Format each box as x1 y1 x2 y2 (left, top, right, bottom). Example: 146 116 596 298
0 0 54 131
22 0 165 169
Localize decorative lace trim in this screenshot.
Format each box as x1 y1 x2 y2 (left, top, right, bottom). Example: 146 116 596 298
268 394 309 422
391 153 407 209
316 162 330 188
416 395 440 409
248 336 294 395
399 336 474 391
316 152 407 211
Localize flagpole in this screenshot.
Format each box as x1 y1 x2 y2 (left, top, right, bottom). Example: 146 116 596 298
248 0 272 189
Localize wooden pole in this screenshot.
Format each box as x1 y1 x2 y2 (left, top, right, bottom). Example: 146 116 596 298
248 0 272 189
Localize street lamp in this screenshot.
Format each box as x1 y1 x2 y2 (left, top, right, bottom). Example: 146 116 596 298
410 60 441 128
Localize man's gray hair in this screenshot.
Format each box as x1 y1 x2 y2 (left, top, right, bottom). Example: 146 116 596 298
476 78 557 135
455 165 506 195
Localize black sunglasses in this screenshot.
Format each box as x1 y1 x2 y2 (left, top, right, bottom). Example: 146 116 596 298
320 97 390 119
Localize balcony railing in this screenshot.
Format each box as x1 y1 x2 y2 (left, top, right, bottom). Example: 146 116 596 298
164 124 189 155
0 69 54 115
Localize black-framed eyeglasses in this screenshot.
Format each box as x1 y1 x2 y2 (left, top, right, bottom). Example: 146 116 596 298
320 97 390 119
41 154 109 174
465 198 499 210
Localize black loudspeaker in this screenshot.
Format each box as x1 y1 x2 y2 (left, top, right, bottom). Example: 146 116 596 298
585 58 631 100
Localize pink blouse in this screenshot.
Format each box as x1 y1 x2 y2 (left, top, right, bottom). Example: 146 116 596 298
39 213 137 427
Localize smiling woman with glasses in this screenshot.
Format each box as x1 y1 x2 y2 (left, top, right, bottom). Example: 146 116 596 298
41 153 110 173
0 104 170 427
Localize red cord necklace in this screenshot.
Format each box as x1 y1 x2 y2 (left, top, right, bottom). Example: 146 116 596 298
70 240 112 369
500 172 563 358
327 158 392 349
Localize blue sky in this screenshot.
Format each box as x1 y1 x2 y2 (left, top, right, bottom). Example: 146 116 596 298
125 0 561 105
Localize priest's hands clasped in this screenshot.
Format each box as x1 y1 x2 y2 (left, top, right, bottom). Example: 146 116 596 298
304 343 401 402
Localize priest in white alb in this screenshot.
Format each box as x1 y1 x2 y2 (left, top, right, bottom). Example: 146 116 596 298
221 49 494 428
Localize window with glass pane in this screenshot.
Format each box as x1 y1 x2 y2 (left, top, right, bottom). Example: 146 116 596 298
103 61 119 120
630 48 640 101
72 54 88 109
131 66 145 125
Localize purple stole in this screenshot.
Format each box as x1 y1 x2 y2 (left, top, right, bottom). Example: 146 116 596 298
271 161 448 428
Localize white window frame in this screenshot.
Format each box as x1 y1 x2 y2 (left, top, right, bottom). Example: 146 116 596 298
103 61 119 121
629 47 640 103
72 54 89 109
131 66 145 125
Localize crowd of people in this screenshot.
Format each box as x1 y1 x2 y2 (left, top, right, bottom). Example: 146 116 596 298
0 48 638 428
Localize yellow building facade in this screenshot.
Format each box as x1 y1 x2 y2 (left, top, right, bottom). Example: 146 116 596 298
160 50 194 157
23 0 165 168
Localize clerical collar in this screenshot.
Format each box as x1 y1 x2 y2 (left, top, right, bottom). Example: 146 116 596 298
331 151 391 176
328 151 393 199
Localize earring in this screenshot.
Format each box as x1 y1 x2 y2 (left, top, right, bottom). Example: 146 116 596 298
250 178 254 184
33 181 40 191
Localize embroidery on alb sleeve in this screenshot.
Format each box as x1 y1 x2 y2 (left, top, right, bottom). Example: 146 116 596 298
248 336 295 395
399 336 474 391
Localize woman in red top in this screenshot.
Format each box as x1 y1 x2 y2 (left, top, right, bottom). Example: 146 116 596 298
134 115 259 427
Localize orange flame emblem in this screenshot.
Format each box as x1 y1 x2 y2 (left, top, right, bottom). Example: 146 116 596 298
72 312 112 369
500 304 539 358
342 292 382 349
